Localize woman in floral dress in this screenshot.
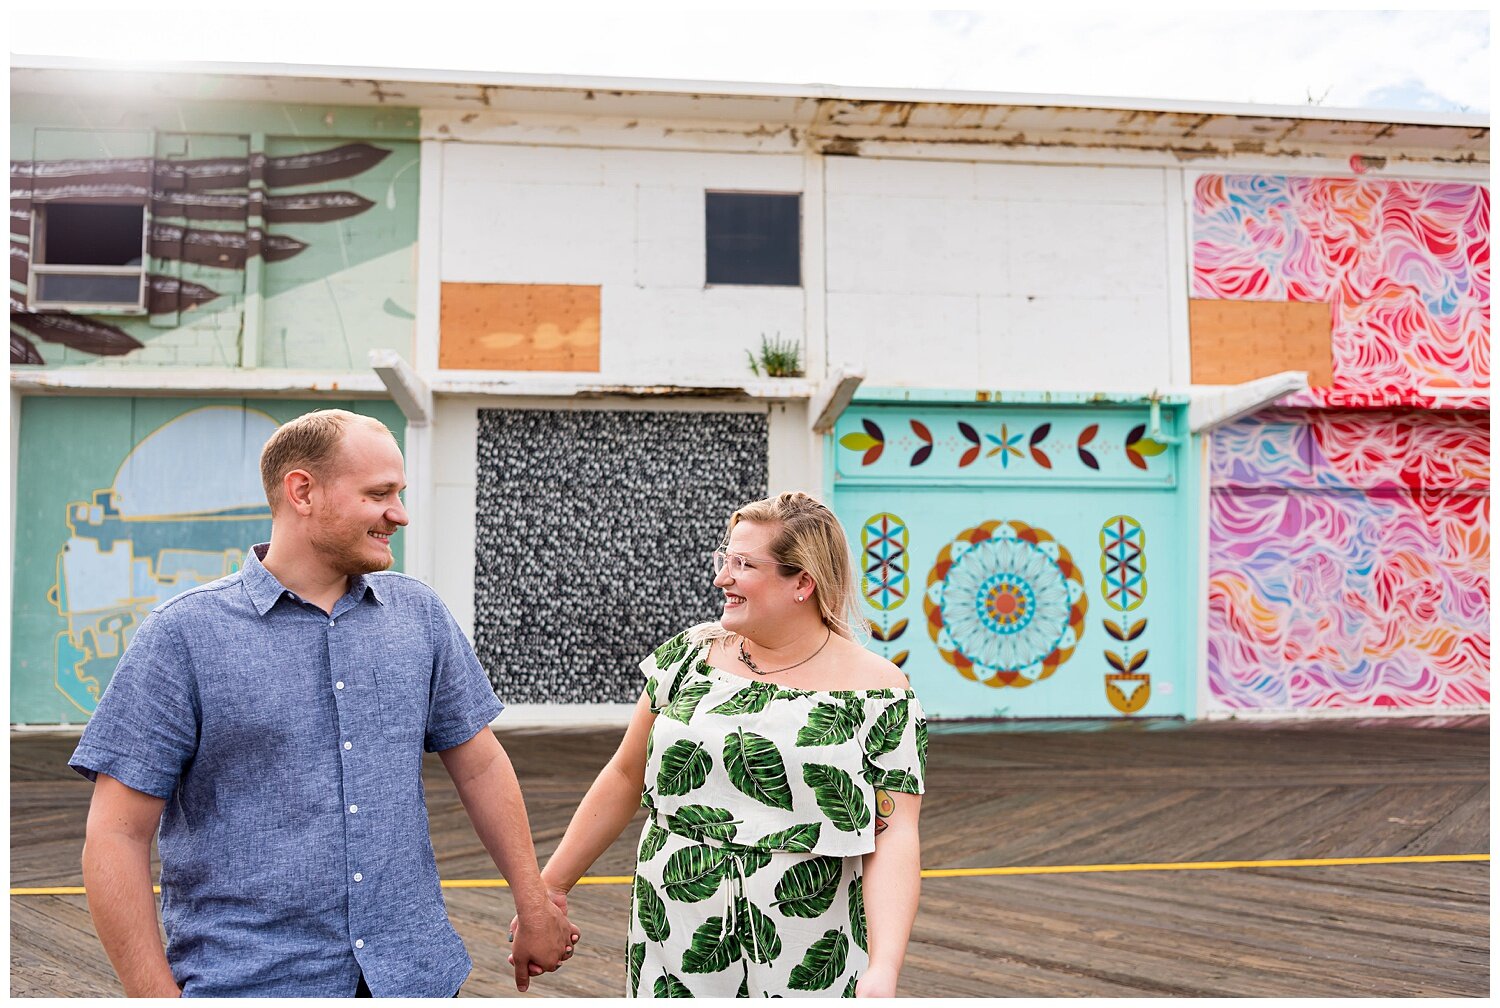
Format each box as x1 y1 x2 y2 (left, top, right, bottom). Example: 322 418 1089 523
522 492 927 998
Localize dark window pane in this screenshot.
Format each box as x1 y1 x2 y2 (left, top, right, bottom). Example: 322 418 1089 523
41 204 146 266
706 192 800 286
36 272 142 306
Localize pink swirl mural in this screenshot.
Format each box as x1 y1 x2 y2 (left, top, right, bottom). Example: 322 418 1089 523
1193 175 1489 408
1207 410 1489 711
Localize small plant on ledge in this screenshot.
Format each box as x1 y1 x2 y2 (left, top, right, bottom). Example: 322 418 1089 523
745 333 804 378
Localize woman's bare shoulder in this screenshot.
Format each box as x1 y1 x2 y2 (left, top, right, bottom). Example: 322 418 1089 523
835 637 911 690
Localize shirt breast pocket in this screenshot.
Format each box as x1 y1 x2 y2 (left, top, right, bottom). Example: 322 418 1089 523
372 662 430 743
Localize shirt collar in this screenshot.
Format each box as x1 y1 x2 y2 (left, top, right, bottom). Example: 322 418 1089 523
242 543 385 616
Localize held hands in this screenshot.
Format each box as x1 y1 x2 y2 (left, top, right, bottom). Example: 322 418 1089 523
506 885 580 993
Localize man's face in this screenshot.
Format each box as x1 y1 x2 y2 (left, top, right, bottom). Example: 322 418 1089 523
307 425 409 576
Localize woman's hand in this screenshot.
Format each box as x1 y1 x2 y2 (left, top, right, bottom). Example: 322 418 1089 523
507 884 578 979
855 963 900 997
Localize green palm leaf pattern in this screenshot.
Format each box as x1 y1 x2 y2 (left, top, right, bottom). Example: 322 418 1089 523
723 729 794 810
775 686 815 700
803 763 871 834
795 702 862 747
738 974 749 998
771 855 842 918
874 769 920 793
653 971 694 998
864 699 910 758
656 740 712 796
736 847 773 878
787 928 850 991
849 877 867 951
639 821 670 862
708 681 779 716
628 942 646 996
667 804 741 842
644 675 660 709
915 717 929 779
662 844 729 903
634 875 671 942
755 822 822 853
662 678 712 724
842 975 859 997
654 632 691 670
681 916 739 974
734 894 783 964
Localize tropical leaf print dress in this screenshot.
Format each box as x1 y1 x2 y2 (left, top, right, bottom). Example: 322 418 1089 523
628 629 928 998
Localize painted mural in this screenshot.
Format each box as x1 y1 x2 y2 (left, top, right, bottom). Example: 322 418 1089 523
1192 174 1489 407
10 104 419 369
1206 409 1489 713
11 398 406 724
834 403 1189 719
1194 172 1490 714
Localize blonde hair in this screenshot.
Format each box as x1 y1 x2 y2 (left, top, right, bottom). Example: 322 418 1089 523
692 491 866 645
259 409 393 512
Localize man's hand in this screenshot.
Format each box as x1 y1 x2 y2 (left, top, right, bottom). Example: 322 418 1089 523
507 890 579 992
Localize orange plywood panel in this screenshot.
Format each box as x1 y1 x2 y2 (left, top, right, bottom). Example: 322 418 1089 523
440 283 601 372
1189 299 1334 387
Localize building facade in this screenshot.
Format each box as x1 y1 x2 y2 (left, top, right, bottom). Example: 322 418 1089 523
9 59 1489 724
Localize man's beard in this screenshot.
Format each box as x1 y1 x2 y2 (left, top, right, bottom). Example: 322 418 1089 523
310 516 393 576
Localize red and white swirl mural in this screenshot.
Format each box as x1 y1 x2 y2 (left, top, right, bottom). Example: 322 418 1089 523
1198 172 1489 713
1193 175 1489 408
1207 409 1488 711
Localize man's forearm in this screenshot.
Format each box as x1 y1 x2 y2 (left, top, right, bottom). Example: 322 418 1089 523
448 739 548 909
82 834 180 997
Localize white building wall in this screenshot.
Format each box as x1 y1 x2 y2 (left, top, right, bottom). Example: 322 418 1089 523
439 143 808 385
825 158 1176 390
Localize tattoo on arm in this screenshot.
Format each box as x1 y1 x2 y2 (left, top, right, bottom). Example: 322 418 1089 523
874 788 895 836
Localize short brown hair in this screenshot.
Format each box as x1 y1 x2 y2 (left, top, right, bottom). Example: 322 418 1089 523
259 409 393 512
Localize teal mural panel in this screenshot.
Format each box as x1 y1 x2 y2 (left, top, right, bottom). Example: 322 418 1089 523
10 98 419 370
831 403 1191 720
11 397 406 725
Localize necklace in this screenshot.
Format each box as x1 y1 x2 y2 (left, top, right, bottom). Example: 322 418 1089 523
737 627 833 677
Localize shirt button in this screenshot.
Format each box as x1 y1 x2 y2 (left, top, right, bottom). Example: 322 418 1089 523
336 681 345 690
329 620 336 627
349 804 358 814
344 741 353 750
355 939 365 949
353 872 363 882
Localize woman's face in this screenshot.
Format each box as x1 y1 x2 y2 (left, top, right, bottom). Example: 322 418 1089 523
714 519 800 634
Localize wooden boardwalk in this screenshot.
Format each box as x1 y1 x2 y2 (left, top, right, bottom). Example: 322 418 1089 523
11 717 1489 997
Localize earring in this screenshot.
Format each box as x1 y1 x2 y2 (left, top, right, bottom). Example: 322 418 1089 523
796 596 804 602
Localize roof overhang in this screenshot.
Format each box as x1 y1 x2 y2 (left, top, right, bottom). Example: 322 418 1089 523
12 55 1489 166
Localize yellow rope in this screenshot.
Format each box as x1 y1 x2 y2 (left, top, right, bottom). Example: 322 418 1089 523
11 853 1487 896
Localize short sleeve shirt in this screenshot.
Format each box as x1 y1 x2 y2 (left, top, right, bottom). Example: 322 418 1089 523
69 544 504 997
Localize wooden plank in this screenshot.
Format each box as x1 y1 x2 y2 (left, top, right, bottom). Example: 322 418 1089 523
1189 298 1334 386
9 720 1488 997
439 282 601 372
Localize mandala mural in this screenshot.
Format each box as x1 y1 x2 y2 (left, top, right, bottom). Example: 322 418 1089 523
923 520 1087 688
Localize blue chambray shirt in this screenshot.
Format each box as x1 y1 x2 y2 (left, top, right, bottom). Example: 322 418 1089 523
70 544 505 997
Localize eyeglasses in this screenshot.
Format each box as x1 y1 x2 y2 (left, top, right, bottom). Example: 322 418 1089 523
711 549 798 577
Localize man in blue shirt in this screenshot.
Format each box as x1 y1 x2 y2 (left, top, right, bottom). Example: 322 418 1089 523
71 409 578 997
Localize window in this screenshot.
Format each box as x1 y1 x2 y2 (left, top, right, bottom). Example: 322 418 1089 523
28 202 148 313
705 191 800 287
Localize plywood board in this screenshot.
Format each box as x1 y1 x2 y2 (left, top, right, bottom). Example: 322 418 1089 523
1190 299 1333 387
440 282 600 372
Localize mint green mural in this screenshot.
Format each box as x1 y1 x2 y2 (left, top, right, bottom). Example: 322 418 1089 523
11 397 406 724
830 400 1195 720
9 97 419 369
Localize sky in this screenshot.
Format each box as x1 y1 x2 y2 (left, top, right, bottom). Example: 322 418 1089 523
8 7 1492 115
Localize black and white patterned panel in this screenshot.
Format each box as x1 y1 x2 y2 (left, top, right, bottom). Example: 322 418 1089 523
474 408 769 703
